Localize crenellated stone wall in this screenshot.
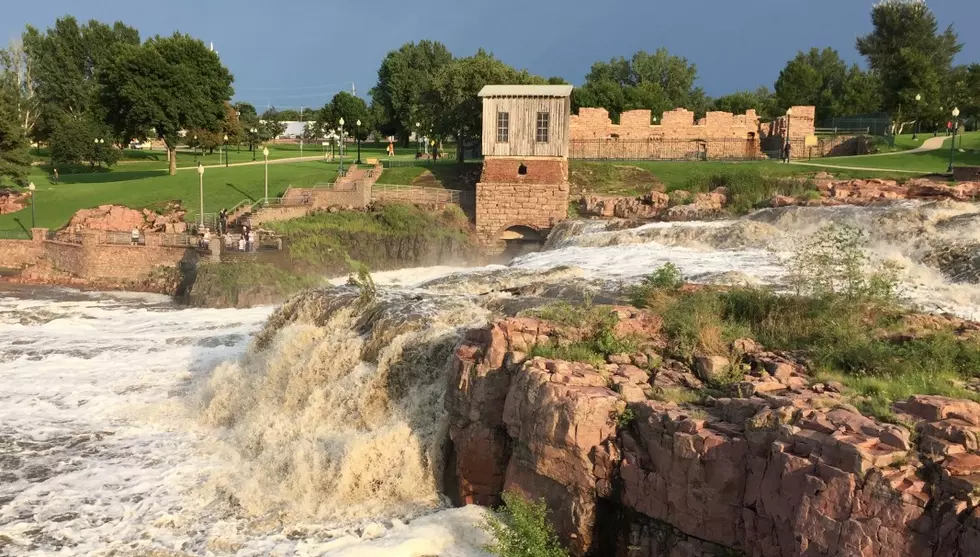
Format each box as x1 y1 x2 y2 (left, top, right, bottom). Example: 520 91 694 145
570 105 817 160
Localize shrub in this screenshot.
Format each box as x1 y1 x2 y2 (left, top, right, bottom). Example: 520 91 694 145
482 491 569 557
682 167 818 213
615 407 636 428
346 257 376 304
785 223 900 302
643 262 684 290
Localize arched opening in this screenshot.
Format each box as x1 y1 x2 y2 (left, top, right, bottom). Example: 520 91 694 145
517 163 528 176
499 225 544 260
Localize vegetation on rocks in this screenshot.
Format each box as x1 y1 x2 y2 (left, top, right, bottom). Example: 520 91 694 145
628 225 980 419
183 261 318 308
680 166 820 214
482 491 569 557
267 202 474 272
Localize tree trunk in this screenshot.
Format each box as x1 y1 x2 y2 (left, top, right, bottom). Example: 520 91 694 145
168 147 177 176
457 132 465 163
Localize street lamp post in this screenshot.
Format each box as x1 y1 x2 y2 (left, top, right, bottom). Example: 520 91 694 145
197 163 205 228
236 111 241 152
356 119 362 165
338 118 345 176
193 135 198 161
415 122 421 156
28 182 36 229
93 138 104 167
263 147 270 203
913 94 922 140
948 107 961 173
223 134 229 168
251 128 258 161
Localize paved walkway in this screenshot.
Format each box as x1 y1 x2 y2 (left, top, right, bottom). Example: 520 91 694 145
787 161 928 174
175 155 329 171
788 136 949 174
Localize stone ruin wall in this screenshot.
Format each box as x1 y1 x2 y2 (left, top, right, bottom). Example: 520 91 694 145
570 105 817 160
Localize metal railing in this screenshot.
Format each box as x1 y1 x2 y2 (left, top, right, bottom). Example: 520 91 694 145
0 229 31 240
372 184 473 205
814 127 871 136
568 138 771 161
382 157 465 168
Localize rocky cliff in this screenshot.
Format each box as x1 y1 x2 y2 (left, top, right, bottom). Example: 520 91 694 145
446 314 980 557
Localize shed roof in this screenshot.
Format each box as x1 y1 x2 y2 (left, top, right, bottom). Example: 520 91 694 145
478 84 573 98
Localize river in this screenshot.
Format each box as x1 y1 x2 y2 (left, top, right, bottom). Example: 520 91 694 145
2 201 980 556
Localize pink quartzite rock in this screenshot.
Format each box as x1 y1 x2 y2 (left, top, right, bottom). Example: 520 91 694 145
447 316 980 556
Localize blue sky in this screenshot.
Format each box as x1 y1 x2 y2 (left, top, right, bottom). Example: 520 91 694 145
3 0 977 111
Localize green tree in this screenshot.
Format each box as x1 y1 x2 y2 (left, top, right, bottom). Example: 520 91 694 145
100 33 234 175
329 91 369 139
712 87 776 119
575 49 704 121
0 39 39 141
235 102 265 151
426 49 544 161
0 60 30 186
222 103 244 147
274 108 302 121
371 40 453 146
260 107 287 141
481 491 568 557
49 115 119 167
856 0 961 131
774 48 883 121
23 17 140 143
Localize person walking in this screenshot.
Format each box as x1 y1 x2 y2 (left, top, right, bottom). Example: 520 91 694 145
202 228 211 249
131 226 140 246
783 141 792 163
219 209 228 234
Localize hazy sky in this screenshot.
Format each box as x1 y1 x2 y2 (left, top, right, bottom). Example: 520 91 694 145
3 0 978 110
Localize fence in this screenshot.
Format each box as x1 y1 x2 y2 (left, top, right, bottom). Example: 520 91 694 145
568 138 767 161
382 158 466 169
55 230 199 247
0 229 31 240
818 115 891 136
372 184 474 206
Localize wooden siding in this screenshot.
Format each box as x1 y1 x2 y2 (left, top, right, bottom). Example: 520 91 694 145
482 96 570 157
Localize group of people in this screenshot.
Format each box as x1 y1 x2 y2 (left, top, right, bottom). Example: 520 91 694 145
237 224 257 252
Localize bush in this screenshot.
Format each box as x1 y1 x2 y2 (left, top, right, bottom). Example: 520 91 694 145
482 491 569 557
681 167 818 213
643 262 684 290
785 223 900 302
525 301 638 366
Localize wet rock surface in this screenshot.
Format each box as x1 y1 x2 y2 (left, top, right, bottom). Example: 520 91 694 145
447 314 980 557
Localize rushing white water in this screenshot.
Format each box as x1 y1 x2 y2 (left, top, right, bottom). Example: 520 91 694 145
4 201 980 555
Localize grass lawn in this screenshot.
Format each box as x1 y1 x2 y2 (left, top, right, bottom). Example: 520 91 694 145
4 160 338 232
569 160 914 196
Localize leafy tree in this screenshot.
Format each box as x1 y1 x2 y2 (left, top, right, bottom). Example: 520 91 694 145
426 49 544 161
712 87 776 119
222 103 244 147
235 102 265 150
856 0 961 130
274 108 302 121
0 39 39 141
481 491 568 557
0 63 30 186
575 49 705 121
774 48 884 121
261 107 287 140
100 33 234 175
22 17 140 143
49 115 119 166
371 40 453 146
329 91 369 139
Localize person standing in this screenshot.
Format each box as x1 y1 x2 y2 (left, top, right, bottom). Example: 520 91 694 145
131 227 140 246
783 141 792 163
248 230 256 252
219 209 228 234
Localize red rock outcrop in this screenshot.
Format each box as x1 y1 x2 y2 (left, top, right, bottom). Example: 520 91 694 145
0 189 29 215
580 188 727 221
65 203 187 233
447 315 980 557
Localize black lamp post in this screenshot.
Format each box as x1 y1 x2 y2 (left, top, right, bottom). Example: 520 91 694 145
223 134 229 167
913 94 921 140
948 107 960 173
355 119 362 165
338 118 345 175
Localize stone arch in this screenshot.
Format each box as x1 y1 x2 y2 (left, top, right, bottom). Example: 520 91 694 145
494 222 545 242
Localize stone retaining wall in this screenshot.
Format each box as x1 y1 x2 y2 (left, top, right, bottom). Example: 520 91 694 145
475 179 569 249
0 239 42 269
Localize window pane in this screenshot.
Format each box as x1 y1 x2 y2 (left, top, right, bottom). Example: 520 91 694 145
497 112 509 143
536 112 549 142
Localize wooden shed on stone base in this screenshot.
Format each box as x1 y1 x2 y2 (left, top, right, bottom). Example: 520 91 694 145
475 85 574 252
